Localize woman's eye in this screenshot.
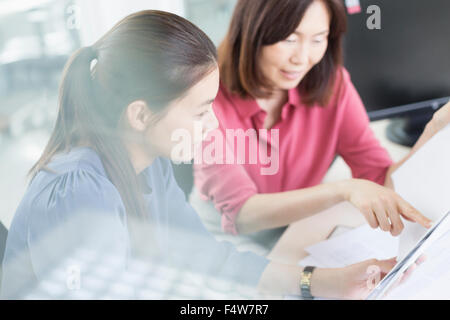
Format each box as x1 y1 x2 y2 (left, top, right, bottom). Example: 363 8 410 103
196 111 208 118
312 37 327 44
284 35 297 43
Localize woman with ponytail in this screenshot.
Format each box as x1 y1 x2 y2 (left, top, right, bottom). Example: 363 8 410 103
1 10 424 300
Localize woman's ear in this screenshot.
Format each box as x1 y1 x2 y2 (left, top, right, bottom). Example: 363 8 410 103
125 100 152 132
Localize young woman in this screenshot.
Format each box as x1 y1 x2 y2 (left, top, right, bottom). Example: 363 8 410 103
192 0 449 245
1 10 425 300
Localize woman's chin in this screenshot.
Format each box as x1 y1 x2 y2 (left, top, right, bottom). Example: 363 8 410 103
275 79 303 91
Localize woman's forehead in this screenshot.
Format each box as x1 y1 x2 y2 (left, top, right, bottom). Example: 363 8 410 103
296 1 331 34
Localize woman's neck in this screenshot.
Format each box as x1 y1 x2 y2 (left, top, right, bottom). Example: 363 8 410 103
126 143 156 175
256 89 288 113
256 89 289 129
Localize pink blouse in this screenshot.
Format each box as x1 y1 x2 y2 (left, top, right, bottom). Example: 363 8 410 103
193 68 393 235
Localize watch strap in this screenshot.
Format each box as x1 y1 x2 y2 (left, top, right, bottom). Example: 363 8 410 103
300 266 316 300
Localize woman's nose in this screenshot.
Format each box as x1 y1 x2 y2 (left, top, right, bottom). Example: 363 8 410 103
291 43 309 65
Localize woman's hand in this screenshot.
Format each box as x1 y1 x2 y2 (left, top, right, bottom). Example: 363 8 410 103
385 100 450 191
427 100 450 136
311 256 426 300
338 179 432 236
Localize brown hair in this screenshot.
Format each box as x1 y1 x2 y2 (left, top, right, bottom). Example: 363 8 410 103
219 0 347 106
29 10 217 254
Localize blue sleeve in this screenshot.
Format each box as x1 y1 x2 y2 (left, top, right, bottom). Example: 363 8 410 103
162 160 270 288
26 169 130 293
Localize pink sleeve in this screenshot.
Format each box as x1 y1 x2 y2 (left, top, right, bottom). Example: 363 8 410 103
336 69 393 185
193 136 258 235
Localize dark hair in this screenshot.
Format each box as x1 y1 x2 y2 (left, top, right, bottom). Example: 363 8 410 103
30 10 217 253
219 0 347 106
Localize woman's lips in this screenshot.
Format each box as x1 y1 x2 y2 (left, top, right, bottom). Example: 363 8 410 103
280 70 304 80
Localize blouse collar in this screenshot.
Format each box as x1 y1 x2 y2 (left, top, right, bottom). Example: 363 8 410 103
228 86 303 119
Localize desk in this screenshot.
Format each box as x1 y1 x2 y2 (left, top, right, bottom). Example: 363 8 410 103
268 202 367 265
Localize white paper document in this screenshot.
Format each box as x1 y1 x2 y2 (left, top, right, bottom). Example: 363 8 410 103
392 124 450 259
301 224 399 268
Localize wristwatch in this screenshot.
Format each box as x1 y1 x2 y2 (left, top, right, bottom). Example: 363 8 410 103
300 266 316 300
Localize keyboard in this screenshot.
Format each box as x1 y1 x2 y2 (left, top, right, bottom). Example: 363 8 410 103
19 244 259 300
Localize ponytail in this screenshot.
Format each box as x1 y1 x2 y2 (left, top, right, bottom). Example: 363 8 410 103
30 47 97 175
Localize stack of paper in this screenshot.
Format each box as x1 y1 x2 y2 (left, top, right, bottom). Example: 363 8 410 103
392 124 450 259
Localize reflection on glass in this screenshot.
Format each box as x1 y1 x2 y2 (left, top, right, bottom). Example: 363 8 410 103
0 0 248 300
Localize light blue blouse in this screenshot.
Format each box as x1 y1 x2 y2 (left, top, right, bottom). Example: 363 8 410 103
1 147 269 298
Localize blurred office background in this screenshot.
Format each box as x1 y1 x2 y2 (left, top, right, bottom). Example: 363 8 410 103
0 0 237 231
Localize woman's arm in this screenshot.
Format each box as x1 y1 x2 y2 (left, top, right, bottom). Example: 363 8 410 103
385 101 450 188
236 182 345 234
237 178 431 236
235 72 432 236
259 257 407 299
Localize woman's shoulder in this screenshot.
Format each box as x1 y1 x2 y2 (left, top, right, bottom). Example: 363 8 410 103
20 148 125 225
216 82 247 110
325 66 358 109
214 82 235 114
213 82 259 125
334 67 354 95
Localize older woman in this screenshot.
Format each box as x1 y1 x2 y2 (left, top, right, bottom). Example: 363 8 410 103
192 0 448 250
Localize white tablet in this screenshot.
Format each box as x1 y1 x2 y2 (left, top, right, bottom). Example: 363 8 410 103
366 210 450 300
